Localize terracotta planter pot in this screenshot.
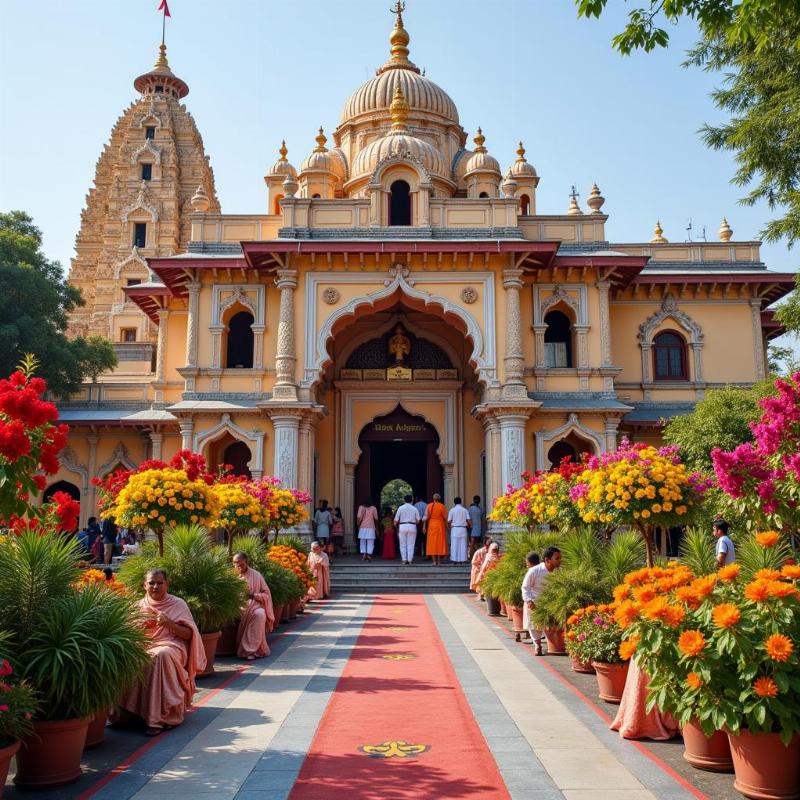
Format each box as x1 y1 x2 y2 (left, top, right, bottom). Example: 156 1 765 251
84 708 109 749
504 603 514 621
570 655 595 674
727 730 800 800
681 720 733 773
510 605 524 632
486 596 502 616
288 599 300 620
197 630 222 677
15 717 90 788
544 628 567 655
272 604 284 626
0 740 20 796
282 603 291 622
592 660 629 703
216 621 238 656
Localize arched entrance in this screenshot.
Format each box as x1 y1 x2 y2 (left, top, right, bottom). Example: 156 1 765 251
354 406 443 509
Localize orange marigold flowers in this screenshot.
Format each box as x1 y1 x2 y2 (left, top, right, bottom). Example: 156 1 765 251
619 635 640 661
678 630 707 658
755 531 780 548
753 676 779 698
767 581 798 599
675 586 702 609
765 634 794 662
686 672 703 690
689 575 717 598
744 580 772 602
717 563 741 582
663 604 686 627
613 584 632 602
641 596 671 622
755 568 782 581
712 603 742 629
614 600 639 629
633 585 657 604
781 564 800 580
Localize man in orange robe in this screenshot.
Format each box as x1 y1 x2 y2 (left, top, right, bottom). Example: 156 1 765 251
424 493 448 565
118 568 205 736
233 551 275 660
308 541 331 599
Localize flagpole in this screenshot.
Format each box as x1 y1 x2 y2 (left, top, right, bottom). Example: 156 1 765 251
161 8 166 46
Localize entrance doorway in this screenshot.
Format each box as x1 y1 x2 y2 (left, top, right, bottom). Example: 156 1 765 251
354 406 442 510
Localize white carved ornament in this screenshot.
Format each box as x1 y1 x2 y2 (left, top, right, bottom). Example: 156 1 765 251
113 247 149 280
131 140 162 166
97 442 138 476
638 294 704 345
218 286 257 321
121 184 159 223
541 285 581 321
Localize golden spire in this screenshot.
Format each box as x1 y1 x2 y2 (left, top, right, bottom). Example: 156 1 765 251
314 127 328 152
378 1 419 73
473 127 487 153
153 43 172 74
516 141 526 161
390 86 410 130
651 221 668 244
718 216 733 241
279 140 288 160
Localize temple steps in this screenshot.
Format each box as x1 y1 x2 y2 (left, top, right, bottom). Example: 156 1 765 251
331 561 471 594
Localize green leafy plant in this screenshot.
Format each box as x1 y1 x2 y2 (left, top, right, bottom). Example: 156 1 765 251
678 526 717 577
0 632 38 745
271 534 309 556
0 531 149 722
532 564 605 631
118 525 247 633
565 604 623 664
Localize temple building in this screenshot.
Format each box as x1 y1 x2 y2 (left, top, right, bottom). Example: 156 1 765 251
53 4 793 534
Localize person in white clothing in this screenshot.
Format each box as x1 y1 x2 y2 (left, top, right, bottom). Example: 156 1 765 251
356 498 379 561
521 546 561 656
447 497 471 564
713 518 735 567
394 494 421 565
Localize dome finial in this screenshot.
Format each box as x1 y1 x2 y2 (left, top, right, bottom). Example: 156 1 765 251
651 221 668 244
718 216 733 241
279 140 288 160
314 127 328 152
516 141 526 161
390 85 411 130
379 0 420 74
473 127 487 153
153 43 171 72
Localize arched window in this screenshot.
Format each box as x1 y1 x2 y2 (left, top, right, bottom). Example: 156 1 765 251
547 441 576 470
311 193 321 199
273 194 284 215
223 441 252 479
653 331 688 381
225 311 254 369
544 310 573 368
479 191 489 198
520 194 531 215
389 180 411 226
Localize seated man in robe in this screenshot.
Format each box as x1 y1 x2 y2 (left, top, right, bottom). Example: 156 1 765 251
232 551 275 660
118 568 205 736
307 541 331 600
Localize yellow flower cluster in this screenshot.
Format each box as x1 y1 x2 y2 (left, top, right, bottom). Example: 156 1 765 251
269 488 308 531
268 544 314 590
107 468 218 530
575 447 692 526
211 483 268 530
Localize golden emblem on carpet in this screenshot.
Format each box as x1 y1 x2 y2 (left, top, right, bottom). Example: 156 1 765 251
381 653 417 660
358 741 431 759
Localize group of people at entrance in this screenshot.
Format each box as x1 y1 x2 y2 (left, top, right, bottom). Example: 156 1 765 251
354 494 483 564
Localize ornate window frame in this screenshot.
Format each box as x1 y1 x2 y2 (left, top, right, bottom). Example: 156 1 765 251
638 295 703 384
193 413 264 478
534 413 605 471
209 285 266 370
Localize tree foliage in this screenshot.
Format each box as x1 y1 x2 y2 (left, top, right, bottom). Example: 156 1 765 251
776 273 800 336
663 383 771 472
0 211 116 396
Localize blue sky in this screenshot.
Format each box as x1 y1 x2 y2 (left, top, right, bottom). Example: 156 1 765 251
1 0 797 329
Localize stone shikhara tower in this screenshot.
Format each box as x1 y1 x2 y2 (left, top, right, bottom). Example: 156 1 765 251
68 44 219 350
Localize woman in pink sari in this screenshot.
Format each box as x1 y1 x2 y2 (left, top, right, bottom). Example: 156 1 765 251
610 658 678 740
476 542 501 593
470 536 493 591
308 541 331 599
118 568 205 736
232 551 275 660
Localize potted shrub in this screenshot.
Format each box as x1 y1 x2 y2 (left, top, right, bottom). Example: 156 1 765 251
0 637 38 792
568 603 627 701
0 532 149 788
267 542 314 619
119 525 246 676
618 538 800 795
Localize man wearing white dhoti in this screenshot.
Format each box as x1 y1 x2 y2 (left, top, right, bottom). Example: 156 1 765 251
394 494 420 565
447 497 470 564
521 546 561 656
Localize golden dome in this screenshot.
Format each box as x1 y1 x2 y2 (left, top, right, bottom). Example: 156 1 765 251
339 5 459 127
300 128 346 181
351 88 447 179
267 141 297 179
509 141 537 178
464 129 501 175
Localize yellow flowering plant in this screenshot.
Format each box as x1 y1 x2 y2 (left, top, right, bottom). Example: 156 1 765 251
570 440 712 566
211 481 269 554
612 533 800 743
104 467 219 556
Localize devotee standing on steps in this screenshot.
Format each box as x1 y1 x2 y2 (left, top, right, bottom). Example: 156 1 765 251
470 535 492 592
314 500 333 550
331 506 345 556
232 551 274 660
467 496 482 558
117 568 205 736
356 498 379 561
414 495 428 557
394 494 420 565
424 493 448 566
522 547 561 655
308 541 331 599
447 496 471 564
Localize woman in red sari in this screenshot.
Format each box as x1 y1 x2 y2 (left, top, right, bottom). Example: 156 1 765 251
381 507 396 559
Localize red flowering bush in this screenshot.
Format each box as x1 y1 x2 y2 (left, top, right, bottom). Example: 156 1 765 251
0 356 69 526
712 372 800 531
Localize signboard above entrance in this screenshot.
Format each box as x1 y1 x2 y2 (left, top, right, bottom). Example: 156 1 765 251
339 368 458 381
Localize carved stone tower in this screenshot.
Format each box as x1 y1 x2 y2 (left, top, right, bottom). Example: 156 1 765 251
68 44 219 351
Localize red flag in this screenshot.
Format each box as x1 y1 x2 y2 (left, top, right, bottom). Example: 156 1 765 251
158 0 171 17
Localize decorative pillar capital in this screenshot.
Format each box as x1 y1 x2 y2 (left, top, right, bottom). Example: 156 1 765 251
502 268 524 290
179 419 194 451
275 268 298 291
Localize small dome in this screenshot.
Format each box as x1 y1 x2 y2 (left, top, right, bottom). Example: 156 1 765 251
134 44 189 99
464 129 501 175
300 128 346 181
509 142 537 178
351 86 447 179
267 141 297 179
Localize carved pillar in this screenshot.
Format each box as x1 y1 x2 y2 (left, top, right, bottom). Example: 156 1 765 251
296 416 314 536
154 307 169 404
532 324 547 368
442 462 455 505
690 342 704 383
274 269 298 400
750 298 766 380
502 268 527 400
185 281 201 368
343 463 356 536
604 417 620 453
149 431 164 461
179 419 194 451
368 184 382 227
596 280 613 367
252 324 266 370
417 185 431 227
641 342 653 384
86 434 99 525
498 412 529 491
482 416 502 505
270 414 300 488
575 324 590 369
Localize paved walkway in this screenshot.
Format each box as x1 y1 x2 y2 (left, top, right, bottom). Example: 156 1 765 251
6 595 719 800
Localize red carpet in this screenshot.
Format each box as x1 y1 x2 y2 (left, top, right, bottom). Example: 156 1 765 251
288 595 510 800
